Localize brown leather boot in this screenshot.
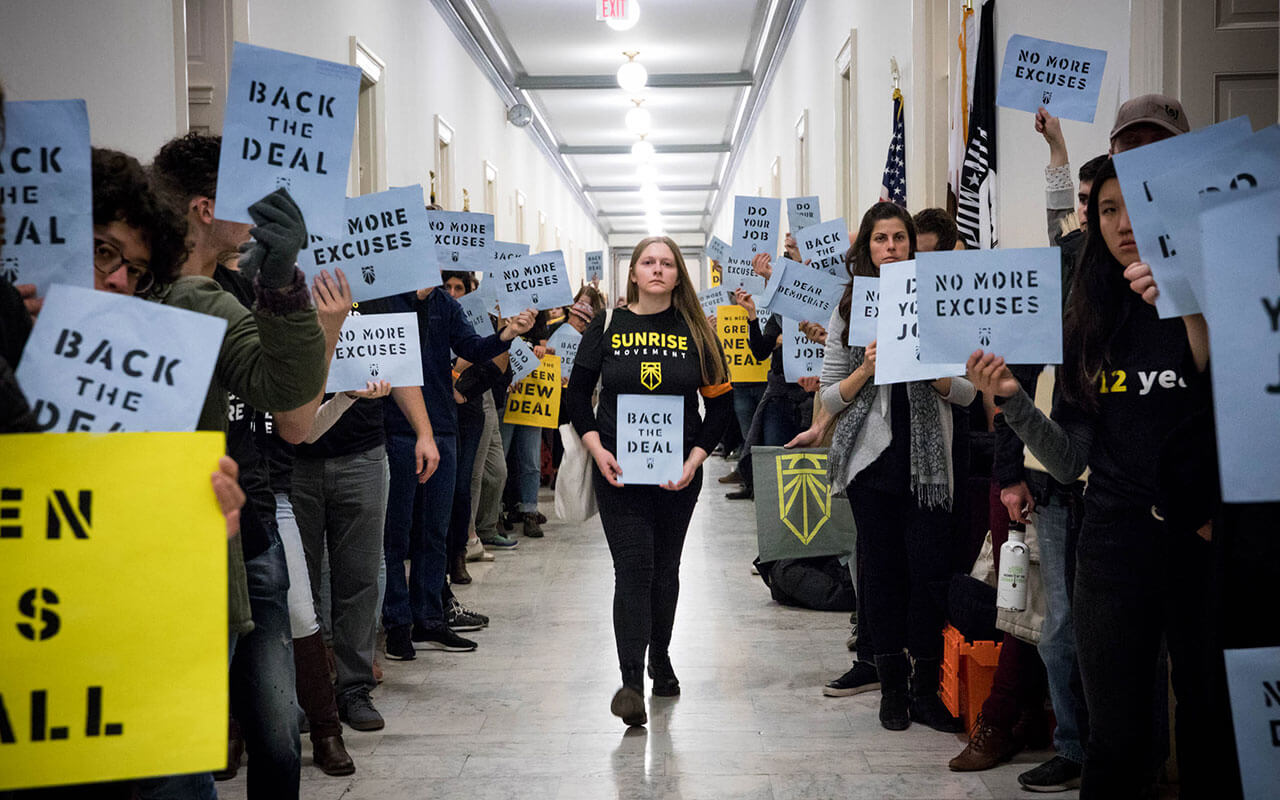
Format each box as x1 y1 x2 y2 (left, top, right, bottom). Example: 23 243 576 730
948 713 1021 771
312 734 355 776
450 551 472 584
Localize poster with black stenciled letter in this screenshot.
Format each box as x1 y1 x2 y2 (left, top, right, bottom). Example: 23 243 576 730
506 336 540 385
848 277 880 347
874 260 965 385
215 42 361 238
757 257 844 325
426 210 494 270
796 219 849 276
0 100 93 295
485 240 531 304
996 35 1108 123
546 324 583 378
495 250 574 316
296 185 436 302
786 196 820 234
457 290 495 335
720 252 766 295
325 312 424 392
731 195 781 261
781 317 825 382
585 250 604 282
615 393 683 485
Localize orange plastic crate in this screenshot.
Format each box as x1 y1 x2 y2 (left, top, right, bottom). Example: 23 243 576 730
940 624 1002 732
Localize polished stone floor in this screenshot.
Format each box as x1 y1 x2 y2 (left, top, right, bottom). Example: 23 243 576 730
219 455 1070 799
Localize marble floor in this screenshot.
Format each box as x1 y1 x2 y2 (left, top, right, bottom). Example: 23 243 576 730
219 455 1071 800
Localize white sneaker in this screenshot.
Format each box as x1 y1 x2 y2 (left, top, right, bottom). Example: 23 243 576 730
466 538 495 562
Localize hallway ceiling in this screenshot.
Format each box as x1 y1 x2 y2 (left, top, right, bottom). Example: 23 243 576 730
431 0 804 241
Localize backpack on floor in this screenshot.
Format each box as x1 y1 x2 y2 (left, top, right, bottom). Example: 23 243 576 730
754 555 856 611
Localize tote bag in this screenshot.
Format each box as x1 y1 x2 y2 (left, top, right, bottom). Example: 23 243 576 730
553 308 614 523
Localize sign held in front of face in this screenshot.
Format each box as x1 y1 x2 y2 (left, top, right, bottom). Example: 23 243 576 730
0 100 93 295
496 250 574 316
716 305 769 382
874 260 965 385
731 195 781 261
325 311 424 392
705 235 730 265
720 253 766 295
16 285 226 433
616 393 683 485
996 34 1108 123
426 210 494 270
215 42 361 238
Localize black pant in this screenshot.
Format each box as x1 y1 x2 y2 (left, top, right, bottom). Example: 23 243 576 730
1073 506 1227 799
848 484 953 661
593 466 702 669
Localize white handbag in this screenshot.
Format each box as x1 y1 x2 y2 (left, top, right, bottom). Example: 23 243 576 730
553 308 614 523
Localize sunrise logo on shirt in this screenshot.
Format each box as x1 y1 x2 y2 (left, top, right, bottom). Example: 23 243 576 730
640 361 662 391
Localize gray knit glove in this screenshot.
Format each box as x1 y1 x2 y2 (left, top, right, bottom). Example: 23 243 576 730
238 188 308 289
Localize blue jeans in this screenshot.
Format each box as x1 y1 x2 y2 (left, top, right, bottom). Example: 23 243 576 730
731 382 765 452
134 773 217 800
500 422 541 513
450 404 485 563
383 432 457 629
738 379 807 489
1034 497 1086 765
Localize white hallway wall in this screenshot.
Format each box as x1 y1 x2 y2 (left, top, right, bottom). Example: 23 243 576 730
0 0 608 285
711 0 1131 251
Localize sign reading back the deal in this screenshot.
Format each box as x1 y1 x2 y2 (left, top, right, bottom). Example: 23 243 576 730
506 336 540 384
325 311 424 392
786 196 821 233
758 257 844 325
496 250 574 316
0 100 92 294
503 354 560 429
796 218 850 276
0 432 228 791
732 195 782 261
996 34 1108 123
917 247 1062 364
215 42 361 238
616 393 683 485
1113 115 1253 319
426 210 493 270
546 324 583 378
781 317 825 382
697 286 731 319
297 185 435 302
585 250 604 282
17 285 226 432
716 304 769 382
1223 646 1280 799
849 277 880 347
875 260 965 385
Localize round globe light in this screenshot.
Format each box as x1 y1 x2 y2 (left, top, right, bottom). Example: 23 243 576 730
625 105 652 136
605 1 641 32
630 138 655 162
635 162 657 182
616 60 648 93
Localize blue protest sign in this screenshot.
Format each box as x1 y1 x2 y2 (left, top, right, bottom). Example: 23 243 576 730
720 253 766 295
296 185 436 302
781 317 825 382
849 277 880 347
732 195 782 261
457 290 495 335
706 235 730 264
1200 188 1280 503
796 218 850 275
426 210 494 270
1223 646 1280 799
485 240 531 302
585 250 604 282
875 261 965 385
326 311 424 392
757 257 844 325
546 324 583 378
1144 125 1280 313
697 286 731 319
786 196 821 233
616 393 683 486
1113 115 1253 319
0 100 92 295
494 250 574 316
506 336 539 385
996 35 1108 123
215 43 361 238
16 284 226 432
917 247 1062 364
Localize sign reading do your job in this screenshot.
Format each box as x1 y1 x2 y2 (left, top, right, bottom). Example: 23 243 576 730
997 35 1107 123
496 250 573 316
16 286 225 433
732 195 781 261
0 432 229 790
216 42 361 238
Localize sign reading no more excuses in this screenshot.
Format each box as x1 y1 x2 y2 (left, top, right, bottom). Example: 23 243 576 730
495 250 574 316
426 210 493 270
996 35 1108 123
874 260 965 385
732 195 781 262
216 42 361 238
616 393 683 485
325 312 424 393
697 286 731 319
849 277 880 347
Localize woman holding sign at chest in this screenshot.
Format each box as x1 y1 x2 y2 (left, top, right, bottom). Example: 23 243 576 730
566 236 733 727
791 202 975 733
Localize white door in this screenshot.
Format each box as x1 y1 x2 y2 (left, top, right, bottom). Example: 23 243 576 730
1168 0 1278 128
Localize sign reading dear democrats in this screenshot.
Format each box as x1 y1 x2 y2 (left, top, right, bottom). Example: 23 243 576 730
796 218 850 276
0 100 92 295
996 35 1107 123
427 210 493 270
849 277 880 347
17 285 226 432
325 312 423 392
297 186 435 302
875 260 964 385
786 196 820 233
458 290 495 335
917 247 1062 364
732 195 781 261
758 257 844 325
216 43 360 238
496 250 573 316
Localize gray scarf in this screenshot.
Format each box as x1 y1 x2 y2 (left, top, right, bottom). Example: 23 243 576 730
826 345 952 509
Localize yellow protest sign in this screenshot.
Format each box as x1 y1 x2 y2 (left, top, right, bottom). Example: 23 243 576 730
0 432 228 791
710 259 722 287
716 304 769 382
503 354 561 428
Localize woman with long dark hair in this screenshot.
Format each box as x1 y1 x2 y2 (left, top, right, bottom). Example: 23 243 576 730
791 201 974 732
966 157 1222 796
565 236 733 727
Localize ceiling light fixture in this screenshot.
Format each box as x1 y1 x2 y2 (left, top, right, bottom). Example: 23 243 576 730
639 182 660 199
630 135 655 162
635 162 657 183
616 52 648 93
625 98 652 136
605 0 641 32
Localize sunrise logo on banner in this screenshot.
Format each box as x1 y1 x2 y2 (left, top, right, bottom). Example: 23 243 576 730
296 186 435 302
496 250 574 316
426 210 493 270
781 318 825 382
503 354 560 429
0 100 92 294
786 196 821 233
697 286 731 319
917 247 1062 364
752 447 856 562
732 195 781 261
996 35 1108 123
546 324 583 378
506 336 540 385
17 285 226 433
325 312 424 392
716 305 769 382
796 219 850 276
0 432 228 791
757 257 844 325
849 277 880 347
875 260 965 385
1113 115 1253 319
215 43 361 238
585 250 604 282
616 393 683 485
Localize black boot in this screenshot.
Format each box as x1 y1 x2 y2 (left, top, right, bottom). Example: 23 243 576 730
647 650 680 697
610 662 647 726
909 656 965 733
875 652 911 731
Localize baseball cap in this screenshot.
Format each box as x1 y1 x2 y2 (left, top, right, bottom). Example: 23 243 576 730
568 299 596 324
1110 94 1190 140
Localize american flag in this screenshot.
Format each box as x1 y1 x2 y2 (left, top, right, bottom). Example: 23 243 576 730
956 0 998 249
880 89 907 206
